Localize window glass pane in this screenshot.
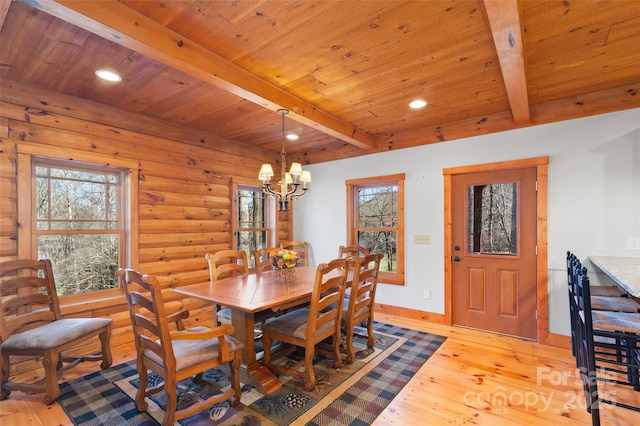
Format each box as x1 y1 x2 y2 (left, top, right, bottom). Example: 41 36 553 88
237 189 265 228
36 165 117 230
358 230 397 272
467 182 518 255
237 230 266 268
33 161 125 295
37 234 119 294
357 185 398 227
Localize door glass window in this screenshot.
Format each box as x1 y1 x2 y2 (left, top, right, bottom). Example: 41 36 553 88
467 182 518 255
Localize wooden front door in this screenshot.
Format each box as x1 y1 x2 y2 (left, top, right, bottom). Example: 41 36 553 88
451 167 538 340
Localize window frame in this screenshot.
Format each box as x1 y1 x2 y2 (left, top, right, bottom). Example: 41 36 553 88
17 145 138 302
346 173 405 285
231 178 275 269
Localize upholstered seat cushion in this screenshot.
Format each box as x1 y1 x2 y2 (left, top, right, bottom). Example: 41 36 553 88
0 318 112 350
145 326 244 372
262 308 335 340
216 307 232 322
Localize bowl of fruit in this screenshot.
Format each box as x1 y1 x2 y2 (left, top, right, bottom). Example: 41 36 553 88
270 249 299 281
270 249 299 269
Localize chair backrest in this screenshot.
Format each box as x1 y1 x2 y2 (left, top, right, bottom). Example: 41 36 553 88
118 268 176 368
346 253 384 319
280 241 309 266
0 259 61 340
306 258 348 337
206 249 249 281
338 245 371 259
252 247 280 273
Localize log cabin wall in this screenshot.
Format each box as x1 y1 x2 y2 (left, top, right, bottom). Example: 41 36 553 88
0 78 291 376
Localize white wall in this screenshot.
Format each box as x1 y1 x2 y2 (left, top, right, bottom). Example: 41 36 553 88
293 109 640 337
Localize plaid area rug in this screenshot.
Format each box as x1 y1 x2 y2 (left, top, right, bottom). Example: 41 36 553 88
58 322 445 425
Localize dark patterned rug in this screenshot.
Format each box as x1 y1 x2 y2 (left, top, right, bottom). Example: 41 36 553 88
58 322 445 425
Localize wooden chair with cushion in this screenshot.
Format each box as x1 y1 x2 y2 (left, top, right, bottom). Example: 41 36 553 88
338 244 371 259
252 246 280 273
280 241 309 266
118 268 244 426
261 258 348 391
205 250 250 325
0 259 113 404
341 253 383 364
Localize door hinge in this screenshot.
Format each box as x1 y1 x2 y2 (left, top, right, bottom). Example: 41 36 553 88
535 245 538 255
535 310 538 320
535 180 538 191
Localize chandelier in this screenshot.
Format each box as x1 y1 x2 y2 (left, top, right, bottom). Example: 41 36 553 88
258 109 311 211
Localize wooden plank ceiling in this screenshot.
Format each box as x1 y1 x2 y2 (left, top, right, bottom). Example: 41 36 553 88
1 0 639 164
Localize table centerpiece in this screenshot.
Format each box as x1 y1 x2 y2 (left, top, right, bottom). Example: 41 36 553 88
270 249 299 281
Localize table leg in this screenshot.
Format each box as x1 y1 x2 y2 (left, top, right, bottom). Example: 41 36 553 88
230 309 281 395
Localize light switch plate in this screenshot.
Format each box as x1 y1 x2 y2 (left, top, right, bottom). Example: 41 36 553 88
415 234 431 244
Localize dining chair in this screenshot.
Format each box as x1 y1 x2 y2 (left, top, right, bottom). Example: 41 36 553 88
118 268 244 426
341 253 383 364
0 259 113 404
252 246 280 273
261 258 348 391
205 250 250 325
338 244 371 259
567 252 640 360
573 265 640 425
279 241 309 266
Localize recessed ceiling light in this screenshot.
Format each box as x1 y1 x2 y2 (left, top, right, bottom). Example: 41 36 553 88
409 99 427 109
95 70 122 82
286 133 299 141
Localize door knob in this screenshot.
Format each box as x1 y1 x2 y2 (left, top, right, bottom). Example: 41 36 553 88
453 256 460 262
454 246 460 251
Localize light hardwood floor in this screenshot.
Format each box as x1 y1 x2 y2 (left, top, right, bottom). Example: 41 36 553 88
0 314 638 425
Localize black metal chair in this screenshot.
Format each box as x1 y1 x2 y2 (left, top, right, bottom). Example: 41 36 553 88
574 265 640 426
567 251 639 359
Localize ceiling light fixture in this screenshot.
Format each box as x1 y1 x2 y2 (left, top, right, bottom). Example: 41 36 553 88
95 70 122 82
259 109 311 211
409 99 427 109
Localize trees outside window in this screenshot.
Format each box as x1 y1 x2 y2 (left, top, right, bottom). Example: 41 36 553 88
33 160 127 295
346 174 405 285
235 185 273 267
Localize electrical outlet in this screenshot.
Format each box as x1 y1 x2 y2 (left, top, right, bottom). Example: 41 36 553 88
628 237 640 250
423 289 431 299
415 234 431 244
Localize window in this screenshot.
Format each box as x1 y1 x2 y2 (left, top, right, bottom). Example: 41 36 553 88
346 174 405 285
32 159 127 295
235 184 274 268
467 182 518 255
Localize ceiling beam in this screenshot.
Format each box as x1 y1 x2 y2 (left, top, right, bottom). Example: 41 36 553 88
29 0 378 150
483 0 530 123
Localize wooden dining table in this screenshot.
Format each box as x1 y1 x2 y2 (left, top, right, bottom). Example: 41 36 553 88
173 266 322 395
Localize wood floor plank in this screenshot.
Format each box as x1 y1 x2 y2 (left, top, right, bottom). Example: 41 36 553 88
1 313 639 425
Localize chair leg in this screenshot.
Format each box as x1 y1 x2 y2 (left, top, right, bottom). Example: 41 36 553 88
345 322 355 364
0 352 11 400
43 349 61 405
162 376 178 426
135 358 149 412
365 318 375 350
304 345 316 391
98 327 113 369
